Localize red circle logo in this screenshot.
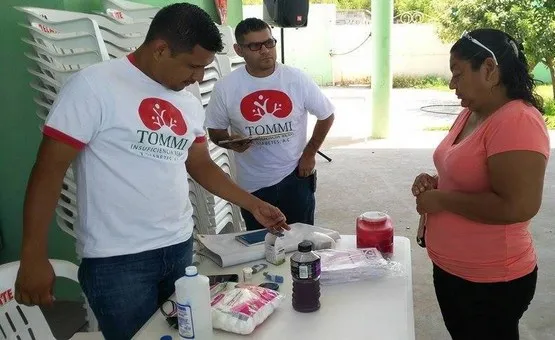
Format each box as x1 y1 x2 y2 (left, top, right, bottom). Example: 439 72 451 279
138 98 187 136
240 90 293 122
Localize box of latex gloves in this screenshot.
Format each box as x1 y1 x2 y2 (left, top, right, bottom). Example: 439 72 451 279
265 232 285 265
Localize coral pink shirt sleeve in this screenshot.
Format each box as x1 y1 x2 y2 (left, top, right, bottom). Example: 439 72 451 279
484 106 550 158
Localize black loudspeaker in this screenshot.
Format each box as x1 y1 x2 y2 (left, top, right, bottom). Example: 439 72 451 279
263 0 309 28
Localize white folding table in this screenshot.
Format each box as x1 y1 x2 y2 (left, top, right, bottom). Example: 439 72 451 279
133 235 415 340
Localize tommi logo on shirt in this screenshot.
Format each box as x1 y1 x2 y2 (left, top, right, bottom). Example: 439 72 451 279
240 90 295 145
130 98 190 162
240 90 293 122
245 121 293 135
135 130 188 150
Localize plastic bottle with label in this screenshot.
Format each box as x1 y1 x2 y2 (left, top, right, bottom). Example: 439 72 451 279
290 241 321 313
174 266 213 340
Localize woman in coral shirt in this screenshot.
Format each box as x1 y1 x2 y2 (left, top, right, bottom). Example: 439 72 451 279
412 28 550 340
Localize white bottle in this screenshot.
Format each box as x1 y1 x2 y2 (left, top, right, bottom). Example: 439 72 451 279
174 266 213 340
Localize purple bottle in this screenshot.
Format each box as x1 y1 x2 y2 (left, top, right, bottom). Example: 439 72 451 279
290 241 321 312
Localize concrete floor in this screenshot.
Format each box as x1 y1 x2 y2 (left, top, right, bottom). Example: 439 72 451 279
310 87 555 340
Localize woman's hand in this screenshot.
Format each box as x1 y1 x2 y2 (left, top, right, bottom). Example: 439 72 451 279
412 173 438 196
416 190 444 214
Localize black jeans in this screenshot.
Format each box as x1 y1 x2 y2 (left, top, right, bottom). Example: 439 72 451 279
241 169 316 230
433 264 537 340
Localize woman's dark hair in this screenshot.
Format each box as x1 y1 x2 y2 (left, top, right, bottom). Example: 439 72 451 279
451 28 544 114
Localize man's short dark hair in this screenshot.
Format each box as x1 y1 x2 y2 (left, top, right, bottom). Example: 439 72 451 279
234 18 271 44
145 3 223 54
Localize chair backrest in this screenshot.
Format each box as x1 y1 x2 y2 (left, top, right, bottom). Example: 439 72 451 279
16 6 150 36
102 0 159 21
216 25 235 56
0 260 79 340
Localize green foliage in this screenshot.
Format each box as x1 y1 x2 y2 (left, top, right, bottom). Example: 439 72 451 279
243 0 435 14
544 99 555 116
393 75 449 89
334 0 369 10
242 0 366 8
434 0 555 98
394 0 436 19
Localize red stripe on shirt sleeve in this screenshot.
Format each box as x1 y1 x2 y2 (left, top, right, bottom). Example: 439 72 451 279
43 126 86 150
127 53 137 65
194 135 207 143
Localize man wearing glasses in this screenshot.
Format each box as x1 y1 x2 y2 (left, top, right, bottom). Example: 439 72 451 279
205 17 335 231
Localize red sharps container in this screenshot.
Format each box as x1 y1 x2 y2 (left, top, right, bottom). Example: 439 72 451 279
356 211 394 258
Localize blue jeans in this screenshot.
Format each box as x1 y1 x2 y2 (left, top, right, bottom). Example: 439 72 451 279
78 238 193 340
242 169 316 230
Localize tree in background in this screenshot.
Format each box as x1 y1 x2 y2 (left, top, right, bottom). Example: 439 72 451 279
242 0 435 19
434 0 555 98
394 0 436 20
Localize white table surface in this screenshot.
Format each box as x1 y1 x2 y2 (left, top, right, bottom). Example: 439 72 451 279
133 235 415 340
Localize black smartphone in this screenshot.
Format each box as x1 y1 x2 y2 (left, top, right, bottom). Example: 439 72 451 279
235 229 268 246
310 170 317 192
208 274 239 285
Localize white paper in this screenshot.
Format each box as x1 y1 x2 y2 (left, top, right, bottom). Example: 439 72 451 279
195 223 341 267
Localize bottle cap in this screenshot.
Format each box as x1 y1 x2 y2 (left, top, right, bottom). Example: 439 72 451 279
243 267 253 275
160 336 173 340
361 211 388 223
185 266 198 277
298 240 314 252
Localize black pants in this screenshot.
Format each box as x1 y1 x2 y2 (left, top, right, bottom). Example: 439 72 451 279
433 264 537 340
241 169 316 230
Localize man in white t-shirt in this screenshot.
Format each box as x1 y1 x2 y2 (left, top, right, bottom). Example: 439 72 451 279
205 18 335 231
14 5 289 340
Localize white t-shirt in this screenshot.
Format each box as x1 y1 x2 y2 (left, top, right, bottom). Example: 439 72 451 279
204 64 334 192
44 55 206 258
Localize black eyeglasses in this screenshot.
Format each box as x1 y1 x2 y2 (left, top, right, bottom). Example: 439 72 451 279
240 38 277 51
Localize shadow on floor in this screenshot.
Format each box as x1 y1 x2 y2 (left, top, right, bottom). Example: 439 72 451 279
41 300 88 339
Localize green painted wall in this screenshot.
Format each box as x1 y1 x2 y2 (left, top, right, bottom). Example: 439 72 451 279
533 63 552 85
0 0 242 299
0 0 81 300
63 0 102 12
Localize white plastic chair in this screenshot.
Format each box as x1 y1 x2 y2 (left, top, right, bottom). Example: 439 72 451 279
0 260 96 339
99 28 144 50
16 6 150 37
30 82 58 102
25 43 105 69
36 108 49 122
29 69 62 94
215 55 232 76
230 57 246 71
215 24 234 55
214 24 246 71
17 10 110 60
24 27 107 57
105 43 132 58
184 83 202 103
102 0 159 20
22 23 108 62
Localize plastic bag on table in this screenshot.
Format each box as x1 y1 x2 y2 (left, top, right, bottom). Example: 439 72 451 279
210 282 284 335
315 247 405 285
